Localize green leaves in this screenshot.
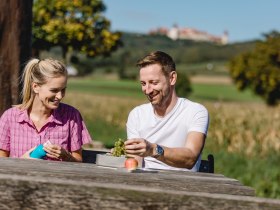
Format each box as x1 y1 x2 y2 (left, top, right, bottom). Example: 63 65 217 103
229 31 280 105
175 71 192 97
32 0 122 59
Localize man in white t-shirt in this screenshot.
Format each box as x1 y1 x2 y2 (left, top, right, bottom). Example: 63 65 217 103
125 51 209 171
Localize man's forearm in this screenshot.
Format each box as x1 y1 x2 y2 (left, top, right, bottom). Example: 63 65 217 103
154 146 197 169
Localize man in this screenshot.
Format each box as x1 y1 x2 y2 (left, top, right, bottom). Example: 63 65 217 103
125 51 209 171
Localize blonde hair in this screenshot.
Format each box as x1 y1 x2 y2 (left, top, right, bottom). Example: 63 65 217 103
16 58 67 109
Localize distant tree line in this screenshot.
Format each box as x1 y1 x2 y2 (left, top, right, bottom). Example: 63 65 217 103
84 33 256 70
68 32 255 78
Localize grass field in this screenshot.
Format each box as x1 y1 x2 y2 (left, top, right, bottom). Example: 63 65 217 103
191 83 262 102
67 78 144 98
64 76 280 199
67 77 262 103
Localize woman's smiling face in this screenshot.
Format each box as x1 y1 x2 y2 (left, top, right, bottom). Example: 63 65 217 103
33 76 67 110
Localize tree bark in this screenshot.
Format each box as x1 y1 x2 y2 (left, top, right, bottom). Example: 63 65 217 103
0 0 33 115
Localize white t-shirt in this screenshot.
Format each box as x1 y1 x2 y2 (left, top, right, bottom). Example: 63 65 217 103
126 98 209 172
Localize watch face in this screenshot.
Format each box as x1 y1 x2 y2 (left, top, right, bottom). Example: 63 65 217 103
156 145 164 156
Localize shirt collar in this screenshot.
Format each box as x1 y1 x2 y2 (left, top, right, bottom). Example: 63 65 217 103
17 109 31 124
17 107 63 125
51 108 63 125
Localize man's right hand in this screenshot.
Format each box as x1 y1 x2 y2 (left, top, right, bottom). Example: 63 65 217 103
125 138 155 157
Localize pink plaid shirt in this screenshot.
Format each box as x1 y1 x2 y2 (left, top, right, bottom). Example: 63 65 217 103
0 103 92 159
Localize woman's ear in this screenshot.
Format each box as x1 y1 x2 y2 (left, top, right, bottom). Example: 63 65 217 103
32 82 40 94
169 71 177 85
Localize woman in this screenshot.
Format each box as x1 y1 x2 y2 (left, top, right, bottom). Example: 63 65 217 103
0 58 92 161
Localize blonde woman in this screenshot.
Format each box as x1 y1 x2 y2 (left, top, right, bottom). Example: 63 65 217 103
0 58 92 161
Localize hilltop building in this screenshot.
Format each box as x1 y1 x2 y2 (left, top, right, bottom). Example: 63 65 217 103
149 25 228 45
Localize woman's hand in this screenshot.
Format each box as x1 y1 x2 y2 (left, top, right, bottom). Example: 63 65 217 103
44 144 71 161
0 149 10 157
21 146 36 159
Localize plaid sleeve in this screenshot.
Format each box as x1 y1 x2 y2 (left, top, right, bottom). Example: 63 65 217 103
0 110 11 151
69 109 92 151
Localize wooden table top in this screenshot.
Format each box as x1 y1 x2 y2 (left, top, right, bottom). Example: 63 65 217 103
0 157 279 210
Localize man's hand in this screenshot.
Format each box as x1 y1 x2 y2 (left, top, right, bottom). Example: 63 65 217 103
124 138 154 157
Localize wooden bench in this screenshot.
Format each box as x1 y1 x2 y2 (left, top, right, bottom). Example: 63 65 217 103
82 149 215 173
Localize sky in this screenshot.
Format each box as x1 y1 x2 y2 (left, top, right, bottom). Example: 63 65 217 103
102 0 280 43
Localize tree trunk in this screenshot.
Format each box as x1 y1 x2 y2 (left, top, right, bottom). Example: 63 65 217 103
0 0 33 115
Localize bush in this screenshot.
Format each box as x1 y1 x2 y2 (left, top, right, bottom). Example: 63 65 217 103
229 31 280 105
176 71 192 97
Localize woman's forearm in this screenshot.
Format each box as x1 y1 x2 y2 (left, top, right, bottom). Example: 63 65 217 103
0 149 9 157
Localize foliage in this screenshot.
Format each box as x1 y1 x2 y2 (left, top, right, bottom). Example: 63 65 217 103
112 138 126 157
229 31 280 105
175 71 192 97
32 0 122 59
205 149 280 199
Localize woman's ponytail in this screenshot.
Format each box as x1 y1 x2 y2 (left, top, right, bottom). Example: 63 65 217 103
17 58 39 109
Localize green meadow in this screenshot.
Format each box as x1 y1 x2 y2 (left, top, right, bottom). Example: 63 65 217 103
67 77 262 102
190 83 262 102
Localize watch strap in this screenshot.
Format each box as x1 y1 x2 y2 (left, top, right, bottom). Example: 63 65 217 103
153 144 164 158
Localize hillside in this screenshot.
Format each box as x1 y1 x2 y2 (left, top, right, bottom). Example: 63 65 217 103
46 32 257 76
118 32 256 63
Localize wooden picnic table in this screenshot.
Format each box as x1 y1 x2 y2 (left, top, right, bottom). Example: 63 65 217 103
0 157 279 209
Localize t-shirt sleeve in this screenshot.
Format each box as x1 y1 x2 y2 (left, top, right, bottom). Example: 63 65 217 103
126 108 140 139
0 110 11 151
69 110 92 151
188 104 209 135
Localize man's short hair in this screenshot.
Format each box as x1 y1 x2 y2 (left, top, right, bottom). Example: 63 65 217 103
136 51 176 77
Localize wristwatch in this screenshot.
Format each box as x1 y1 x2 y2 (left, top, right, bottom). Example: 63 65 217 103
153 144 164 158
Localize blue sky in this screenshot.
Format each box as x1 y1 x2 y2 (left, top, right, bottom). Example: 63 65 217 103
102 0 280 43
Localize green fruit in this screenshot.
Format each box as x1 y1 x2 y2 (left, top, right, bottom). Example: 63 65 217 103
112 138 126 157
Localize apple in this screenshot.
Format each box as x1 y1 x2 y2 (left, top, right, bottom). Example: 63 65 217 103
125 158 138 170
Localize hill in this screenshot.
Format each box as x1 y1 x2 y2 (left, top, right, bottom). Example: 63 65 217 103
118 32 256 63
45 32 257 76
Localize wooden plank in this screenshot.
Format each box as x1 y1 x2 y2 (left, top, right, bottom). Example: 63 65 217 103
0 158 255 196
0 173 279 210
